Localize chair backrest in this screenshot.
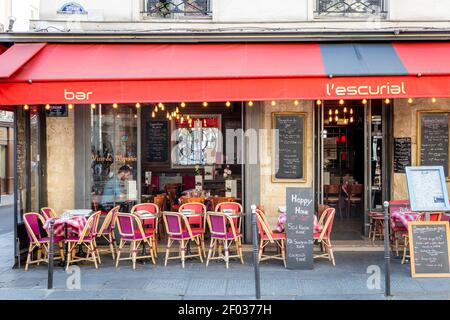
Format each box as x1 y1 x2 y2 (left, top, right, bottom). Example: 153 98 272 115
23 212 45 243
212 197 236 210
318 208 336 241
179 202 206 226
185 197 205 204
324 185 340 198
350 184 364 196
163 211 194 239
116 212 146 239
255 210 274 242
97 205 120 235
41 207 57 220
76 211 101 243
207 212 237 237
318 204 331 225
131 203 159 215
215 202 242 214
417 212 442 221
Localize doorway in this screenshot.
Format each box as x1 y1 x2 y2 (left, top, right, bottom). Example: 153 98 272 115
315 99 391 240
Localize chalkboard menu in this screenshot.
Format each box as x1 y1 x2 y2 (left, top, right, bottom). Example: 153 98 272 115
286 187 314 270
46 105 68 117
272 113 305 182
394 138 411 173
145 120 169 163
408 221 450 278
419 112 450 177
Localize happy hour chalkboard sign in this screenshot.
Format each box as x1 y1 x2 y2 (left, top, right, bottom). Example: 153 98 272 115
408 221 450 278
394 138 411 173
286 187 314 270
418 112 450 177
272 113 305 182
145 120 169 163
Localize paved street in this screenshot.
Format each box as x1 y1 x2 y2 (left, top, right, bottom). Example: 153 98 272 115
0 195 14 236
0 227 449 300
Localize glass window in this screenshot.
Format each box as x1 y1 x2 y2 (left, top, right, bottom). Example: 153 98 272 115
173 115 221 166
90 105 138 211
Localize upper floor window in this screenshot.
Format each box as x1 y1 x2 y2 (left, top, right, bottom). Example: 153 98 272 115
315 0 386 18
58 2 88 14
143 0 211 18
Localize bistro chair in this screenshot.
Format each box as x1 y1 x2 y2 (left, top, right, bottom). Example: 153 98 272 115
115 213 156 269
211 197 236 211
94 205 120 262
317 204 331 226
215 201 243 234
23 212 65 271
255 209 286 267
163 211 204 268
323 185 341 218
40 207 58 220
401 212 442 264
131 203 159 256
65 211 102 270
206 211 244 268
345 184 363 218
313 207 336 266
179 202 207 256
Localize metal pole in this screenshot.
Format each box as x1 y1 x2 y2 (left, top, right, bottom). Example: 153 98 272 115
251 205 261 300
383 201 391 297
47 219 55 290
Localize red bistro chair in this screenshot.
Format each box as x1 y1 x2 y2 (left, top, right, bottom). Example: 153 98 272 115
313 208 336 266
41 207 58 220
163 211 204 268
23 212 65 271
206 211 244 268
94 205 120 262
215 202 243 234
179 202 206 256
131 203 159 256
255 209 286 267
115 213 156 269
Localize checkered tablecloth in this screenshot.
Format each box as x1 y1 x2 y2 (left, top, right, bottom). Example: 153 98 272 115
277 213 321 233
390 212 420 229
43 216 87 238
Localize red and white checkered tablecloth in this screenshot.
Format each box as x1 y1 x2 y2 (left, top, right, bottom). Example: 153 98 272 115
43 216 87 238
277 213 321 233
390 212 420 230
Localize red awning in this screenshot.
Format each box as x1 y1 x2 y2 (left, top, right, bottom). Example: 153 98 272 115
0 42 449 105
0 43 46 79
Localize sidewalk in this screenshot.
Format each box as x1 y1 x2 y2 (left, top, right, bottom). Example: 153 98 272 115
0 231 449 300
0 194 13 208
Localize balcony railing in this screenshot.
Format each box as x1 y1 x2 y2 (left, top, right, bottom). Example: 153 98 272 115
142 0 211 18
315 0 387 17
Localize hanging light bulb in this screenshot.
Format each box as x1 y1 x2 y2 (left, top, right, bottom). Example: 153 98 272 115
362 99 368 105
316 100 322 106
180 102 186 108
134 114 138 119
135 102 141 109
432 97 437 103
350 108 353 115
151 111 156 118
339 99 345 105
113 103 118 109
385 98 391 104
225 101 231 107
408 98 413 104
343 107 347 113
176 107 179 113
176 114 180 120
68 104 73 110
329 116 333 123
248 101 254 107
91 104 96 110
294 100 299 106
328 109 332 116
350 116 354 123
335 115 339 122
45 104 51 110
23 104 29 110
202 102 208 107
180 116 184 124
344 118 348 125
169 115 172 120
271 101 276 106
335 109 339 115
166 112 170 119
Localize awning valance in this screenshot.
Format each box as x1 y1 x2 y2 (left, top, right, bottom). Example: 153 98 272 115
0 42 449 105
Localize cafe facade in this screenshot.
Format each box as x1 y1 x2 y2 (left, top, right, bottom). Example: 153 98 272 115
1 34 450 259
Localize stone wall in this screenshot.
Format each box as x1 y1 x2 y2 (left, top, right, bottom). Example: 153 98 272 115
46 111 75 212
259 100 314 227
392 98 450 200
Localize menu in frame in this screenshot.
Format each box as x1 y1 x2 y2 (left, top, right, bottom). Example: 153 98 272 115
272 113 305 182
394 137 411 173
145 120 169 163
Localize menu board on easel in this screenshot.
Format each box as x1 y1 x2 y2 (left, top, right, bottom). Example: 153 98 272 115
145 120 169 163
408 221 450 278
418 112 450 178
272 113 305 182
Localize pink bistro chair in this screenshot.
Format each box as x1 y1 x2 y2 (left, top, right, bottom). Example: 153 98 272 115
163 211 204 268
115 213 156 269
255 209 286 267
215 202 243 234
206 211 244 268
313 208 336 266
40 207 58 220
131 203 159 256
179 202 207 257
23 212 65 271
93 206 120 262
65 211 101 270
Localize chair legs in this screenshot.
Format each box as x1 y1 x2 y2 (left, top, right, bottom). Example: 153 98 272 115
164 236 204 268
115 237 156 269
25 241 65 271
257 239 286 267
314 239 335 266
65 241 99 271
